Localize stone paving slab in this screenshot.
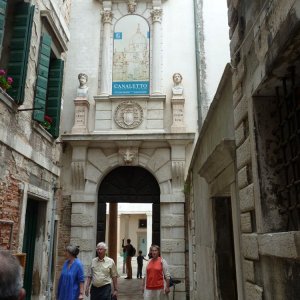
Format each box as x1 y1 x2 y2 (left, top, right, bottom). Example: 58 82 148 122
118 277 144 300
117 255 144 299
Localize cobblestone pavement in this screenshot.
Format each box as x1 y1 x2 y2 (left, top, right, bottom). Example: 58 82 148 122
117 256 144 300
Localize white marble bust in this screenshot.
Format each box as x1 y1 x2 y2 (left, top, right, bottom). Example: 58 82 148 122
172 73 184 96
77 73 88 97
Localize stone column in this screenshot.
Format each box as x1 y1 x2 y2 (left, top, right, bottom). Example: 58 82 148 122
151 7 163 94
100 7 113 95
108 203 118 264
124 215 130 238
146 212 152 253
117 214 121 255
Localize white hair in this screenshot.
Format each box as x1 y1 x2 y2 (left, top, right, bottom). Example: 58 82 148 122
96 242 108 250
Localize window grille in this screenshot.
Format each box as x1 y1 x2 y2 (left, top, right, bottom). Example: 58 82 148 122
276 67 300 230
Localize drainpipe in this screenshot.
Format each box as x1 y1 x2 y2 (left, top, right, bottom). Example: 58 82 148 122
46 179 57 300
193 0 207 130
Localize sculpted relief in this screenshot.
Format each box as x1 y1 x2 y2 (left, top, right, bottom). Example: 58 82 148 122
77 73 88 97
172 73 184 96
114 100 143 129
128 0 137 13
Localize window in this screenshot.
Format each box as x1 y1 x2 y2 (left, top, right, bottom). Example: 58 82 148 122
32 33 64 138
0 1 65 138
139 219 147 228
1 1 34 104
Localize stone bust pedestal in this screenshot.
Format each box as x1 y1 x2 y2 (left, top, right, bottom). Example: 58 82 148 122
171 97 185 133
171 73 186 133
71 97 90 134
71 73 90 134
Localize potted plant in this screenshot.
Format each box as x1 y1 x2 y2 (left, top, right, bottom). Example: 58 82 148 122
0 69 13 91
42 115 53 130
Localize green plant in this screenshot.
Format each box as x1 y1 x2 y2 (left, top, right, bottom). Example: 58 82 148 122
42 115 53 130
0 69 13 90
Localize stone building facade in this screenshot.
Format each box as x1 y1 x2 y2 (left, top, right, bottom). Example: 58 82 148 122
228 1 300 299
186 65 242 299
187 1 300 300
59 0 200 299
0 0 70 298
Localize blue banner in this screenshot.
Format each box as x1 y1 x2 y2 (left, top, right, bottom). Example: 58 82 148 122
114 32 122 40
112 81 149 95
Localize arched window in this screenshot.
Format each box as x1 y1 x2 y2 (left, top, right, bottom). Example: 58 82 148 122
112 15 150 95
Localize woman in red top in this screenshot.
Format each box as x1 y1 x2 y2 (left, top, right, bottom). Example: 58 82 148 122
142 245 170 300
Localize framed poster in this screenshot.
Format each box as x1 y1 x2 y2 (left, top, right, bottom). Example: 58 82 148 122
113 15 150 95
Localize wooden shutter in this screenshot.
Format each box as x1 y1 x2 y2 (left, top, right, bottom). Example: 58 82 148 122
0 0 7 48
7 3 34 104
32 34 52 122
46 59 64 138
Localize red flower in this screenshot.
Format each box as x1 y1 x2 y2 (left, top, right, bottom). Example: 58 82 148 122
44 115 53 123
0 70 13 90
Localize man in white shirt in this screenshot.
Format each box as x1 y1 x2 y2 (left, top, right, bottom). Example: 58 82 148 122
85 242 118 300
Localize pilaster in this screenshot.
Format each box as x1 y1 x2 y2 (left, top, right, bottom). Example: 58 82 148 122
151 5 163 94
100 3 113 95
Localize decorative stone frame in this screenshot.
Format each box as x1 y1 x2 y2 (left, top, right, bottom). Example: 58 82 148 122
98 0 164 95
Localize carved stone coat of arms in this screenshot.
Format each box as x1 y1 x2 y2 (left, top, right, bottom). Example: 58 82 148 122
114 101 143 129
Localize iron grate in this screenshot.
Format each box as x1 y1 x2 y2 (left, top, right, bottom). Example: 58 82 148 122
276 67 300 230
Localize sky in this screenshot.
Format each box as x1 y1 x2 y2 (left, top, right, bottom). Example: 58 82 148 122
203 0 230 102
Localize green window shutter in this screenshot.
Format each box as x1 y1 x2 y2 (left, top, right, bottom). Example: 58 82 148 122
0 0 7 48
46 59 64 138
32 34 52 122
7 3 34 104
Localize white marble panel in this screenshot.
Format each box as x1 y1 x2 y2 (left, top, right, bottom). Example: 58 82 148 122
147 119 164 129
147 101 164 110
95 120 112 130
95 102 112 111
147 109 164 119
95 110 112 119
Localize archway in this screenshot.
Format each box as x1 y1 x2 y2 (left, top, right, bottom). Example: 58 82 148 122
97 166 160 258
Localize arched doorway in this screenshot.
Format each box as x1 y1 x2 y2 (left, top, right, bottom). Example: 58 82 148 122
97 166 160 248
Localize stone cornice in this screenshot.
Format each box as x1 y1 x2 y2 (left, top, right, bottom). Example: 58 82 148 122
94 94 166 102
98 0 167 3
61 132 195 146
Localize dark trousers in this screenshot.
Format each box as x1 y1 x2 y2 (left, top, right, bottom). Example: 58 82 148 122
126 256 132 278
137 264 143 278
91 284 111 300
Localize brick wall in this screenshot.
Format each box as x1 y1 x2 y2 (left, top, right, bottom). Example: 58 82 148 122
0 155 22 251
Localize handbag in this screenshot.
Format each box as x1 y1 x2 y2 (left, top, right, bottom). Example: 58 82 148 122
111 295 117 300
169 276 174 287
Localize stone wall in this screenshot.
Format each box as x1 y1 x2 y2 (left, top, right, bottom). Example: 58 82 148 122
186 65 242 300
227 0 300 299
0 0 71 298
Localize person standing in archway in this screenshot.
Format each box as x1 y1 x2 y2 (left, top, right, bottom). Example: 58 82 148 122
122 238 135 279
